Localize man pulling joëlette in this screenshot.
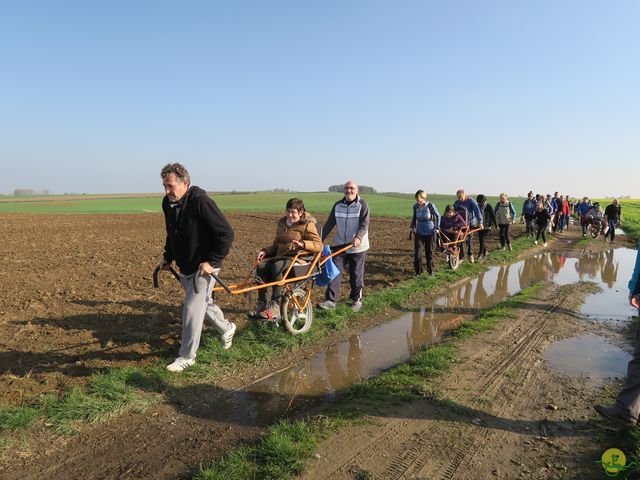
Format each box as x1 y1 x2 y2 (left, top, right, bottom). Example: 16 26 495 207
159 163 236 372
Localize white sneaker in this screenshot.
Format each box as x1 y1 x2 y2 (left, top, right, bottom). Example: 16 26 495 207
166 356 195 372
318 300 336 310
221 322 236 350
351 300 362 313
469 255 475 264
534 241 538 245
543 242 548 247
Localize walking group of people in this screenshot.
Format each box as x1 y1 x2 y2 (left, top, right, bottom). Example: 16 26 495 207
157 163 627 379
520 191 574 243
410 189 557 277
409 190 624 278
158 162 640 436
575 196 622 241
158 164 370 372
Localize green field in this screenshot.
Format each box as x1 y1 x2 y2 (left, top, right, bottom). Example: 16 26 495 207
2 193 638 241
618 199 640 240
0 192 523 218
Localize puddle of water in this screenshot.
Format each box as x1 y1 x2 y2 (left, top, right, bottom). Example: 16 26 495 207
545 334 630 383
224 247 638 422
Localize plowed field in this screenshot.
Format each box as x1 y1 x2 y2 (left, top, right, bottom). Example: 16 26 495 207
2 212 506 405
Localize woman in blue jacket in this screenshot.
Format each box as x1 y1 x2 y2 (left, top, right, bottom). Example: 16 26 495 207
410 190 440 276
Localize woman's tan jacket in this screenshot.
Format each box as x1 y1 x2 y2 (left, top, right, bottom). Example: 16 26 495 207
262 216 323 258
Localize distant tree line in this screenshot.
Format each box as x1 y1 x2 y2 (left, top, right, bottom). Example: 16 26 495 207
13 189 50 196
328 185 376 194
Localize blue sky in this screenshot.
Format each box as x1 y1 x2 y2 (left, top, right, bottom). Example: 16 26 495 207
1 1 638 197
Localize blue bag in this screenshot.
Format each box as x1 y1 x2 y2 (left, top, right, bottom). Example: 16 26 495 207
315 245 341 286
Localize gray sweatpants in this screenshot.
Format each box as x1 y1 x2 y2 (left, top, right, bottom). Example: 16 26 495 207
178 269 233 360
615 313 640 421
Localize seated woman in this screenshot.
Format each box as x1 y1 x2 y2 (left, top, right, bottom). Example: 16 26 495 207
439 204 467 249
251 198 323 321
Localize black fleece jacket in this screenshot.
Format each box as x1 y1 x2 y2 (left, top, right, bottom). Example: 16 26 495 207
162 186 234 275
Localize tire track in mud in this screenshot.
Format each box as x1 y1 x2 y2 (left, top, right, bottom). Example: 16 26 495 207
304 283 580 480
427 288 574 480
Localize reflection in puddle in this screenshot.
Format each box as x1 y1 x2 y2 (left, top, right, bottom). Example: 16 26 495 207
226 248 638 422
545 334 630 383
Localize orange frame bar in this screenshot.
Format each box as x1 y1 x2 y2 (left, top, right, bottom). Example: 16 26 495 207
211 243 354 296
439 226 482 247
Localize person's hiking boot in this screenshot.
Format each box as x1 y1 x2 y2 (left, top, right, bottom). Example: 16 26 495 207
508 244 513 251
248 300 267 319
259 302 280 321
594 404 637 428
221 322 236 349
318 300 336 310
469 255 475 264
534 240 538 245
166 356 196 372
351 300 362 313
543 242 548 247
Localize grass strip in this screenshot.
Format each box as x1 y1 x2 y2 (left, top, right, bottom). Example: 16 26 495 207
0 367 164 436
0 405 40 431
0 233 534 439
194 283 545 479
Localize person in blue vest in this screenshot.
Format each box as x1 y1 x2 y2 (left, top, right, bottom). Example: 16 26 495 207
410 190 441 275
453 189 483 263
595 246 640 427
521 191 537 238
318 180 370 313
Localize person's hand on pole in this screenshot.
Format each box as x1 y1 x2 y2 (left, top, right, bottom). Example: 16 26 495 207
199 261 214 276
353 237 361 248
256 250 266 262
291 240 304 250
158 259 170 271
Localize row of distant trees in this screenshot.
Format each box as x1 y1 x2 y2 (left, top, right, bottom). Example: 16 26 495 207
12 189 50 196
328 185 377 194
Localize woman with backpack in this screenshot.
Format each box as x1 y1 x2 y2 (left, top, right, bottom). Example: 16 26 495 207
494 193 517 251
476 194 497 258
410 190 441 275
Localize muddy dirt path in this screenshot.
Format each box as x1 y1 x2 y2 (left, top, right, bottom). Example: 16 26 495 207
302 239 637 480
